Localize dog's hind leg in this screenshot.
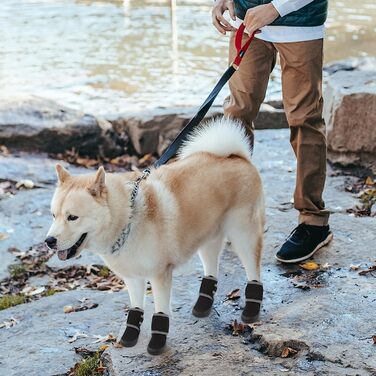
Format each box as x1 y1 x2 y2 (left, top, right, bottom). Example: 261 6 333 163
147 266 173 355
118 278 146 348
192 234 223 317
225 209 264 324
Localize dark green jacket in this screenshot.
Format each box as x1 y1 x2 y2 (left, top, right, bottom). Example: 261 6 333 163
234 0 328 26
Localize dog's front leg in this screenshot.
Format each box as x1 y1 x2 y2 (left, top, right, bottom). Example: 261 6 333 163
147 267 172 355
118 278 146 347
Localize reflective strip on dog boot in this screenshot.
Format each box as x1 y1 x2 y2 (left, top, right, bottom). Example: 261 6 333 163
119 307 144 347
241 280 263 324
147 312 169 355
192 275 218 318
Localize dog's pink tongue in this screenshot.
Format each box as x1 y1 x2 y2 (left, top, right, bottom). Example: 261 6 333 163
57 250 68 261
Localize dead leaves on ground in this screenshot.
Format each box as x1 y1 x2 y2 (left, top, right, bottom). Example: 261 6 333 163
349 261 376 277
67 346 108 376
0 317 19 329
227 319 252 336
346 176 376 217
53 148 156 173
64 298 98 314
299 261 320 271
0 178 37 199
358 264 376 277
0 232 9 241
0 243 125 304
68 332 116 344
281 346 298 358
225 288 240 301
281 262 331 290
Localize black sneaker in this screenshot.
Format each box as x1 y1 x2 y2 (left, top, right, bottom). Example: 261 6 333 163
276 224 333 263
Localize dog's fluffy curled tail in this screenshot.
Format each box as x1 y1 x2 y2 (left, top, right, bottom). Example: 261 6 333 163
178 117 252 162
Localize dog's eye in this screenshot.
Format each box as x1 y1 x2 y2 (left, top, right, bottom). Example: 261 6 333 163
67 215 79 221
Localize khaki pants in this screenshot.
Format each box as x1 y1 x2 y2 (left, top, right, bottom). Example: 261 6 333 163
224 34 329 226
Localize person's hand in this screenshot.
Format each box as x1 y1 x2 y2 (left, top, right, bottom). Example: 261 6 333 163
244 3 279 34
212 0 236 35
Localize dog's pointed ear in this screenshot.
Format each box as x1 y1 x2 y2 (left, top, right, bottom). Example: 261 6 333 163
88 166 107 198
55 164 71 184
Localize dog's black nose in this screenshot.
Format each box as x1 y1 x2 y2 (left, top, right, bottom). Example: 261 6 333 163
45 236 57 249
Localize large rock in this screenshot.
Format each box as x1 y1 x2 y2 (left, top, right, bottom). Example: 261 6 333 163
109 103 288 156
0 96 124 158
323 59 376 172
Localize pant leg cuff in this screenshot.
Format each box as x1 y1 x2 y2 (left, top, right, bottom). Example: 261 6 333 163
299 213 329 226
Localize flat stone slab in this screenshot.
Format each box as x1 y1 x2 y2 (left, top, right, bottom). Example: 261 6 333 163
0 129 375 376
0 96 122 158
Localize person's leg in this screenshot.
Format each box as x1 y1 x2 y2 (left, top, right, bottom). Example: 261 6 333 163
274 39 332 263
224 33 277 144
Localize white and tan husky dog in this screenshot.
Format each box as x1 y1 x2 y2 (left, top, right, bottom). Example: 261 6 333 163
46 117 265 355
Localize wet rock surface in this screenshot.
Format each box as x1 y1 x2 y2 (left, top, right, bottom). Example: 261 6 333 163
109 103 288 156
0 129 375 376
0 96 123 158
323 57 376 173
0 97 288 158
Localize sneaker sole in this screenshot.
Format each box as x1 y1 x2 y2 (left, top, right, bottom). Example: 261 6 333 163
275 232 333 264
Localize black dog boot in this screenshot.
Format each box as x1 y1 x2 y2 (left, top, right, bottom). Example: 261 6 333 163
147 312 169 355
192 275 217 317
119 307 144 347
241 280 263 323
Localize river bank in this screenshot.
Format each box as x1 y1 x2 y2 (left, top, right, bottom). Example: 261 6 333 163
0 129 375 375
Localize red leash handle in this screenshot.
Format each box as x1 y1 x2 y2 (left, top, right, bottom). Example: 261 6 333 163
232 23 256 69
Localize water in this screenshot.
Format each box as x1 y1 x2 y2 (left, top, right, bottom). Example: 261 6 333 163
0 0 375 116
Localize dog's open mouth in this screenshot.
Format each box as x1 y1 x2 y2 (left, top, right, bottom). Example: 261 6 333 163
57 233 87 261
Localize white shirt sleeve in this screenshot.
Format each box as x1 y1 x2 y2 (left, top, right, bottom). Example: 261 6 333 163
271 0 314 17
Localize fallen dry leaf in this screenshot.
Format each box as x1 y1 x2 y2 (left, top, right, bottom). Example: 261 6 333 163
92 333 117 344
68 331 88 343
228 319 247 336
281 347 298 358
372 335 376 345
15 179 34 189
64 305 75 314
0 145 10 156
299 261 320 270
225 288 240 301
28 286 46 296
64 301 98 314
138 153 154 166
365 176 375 186
0 317 19 329
350 264 361 271
0 233 9 241
113 342 124 348
358 264 376 276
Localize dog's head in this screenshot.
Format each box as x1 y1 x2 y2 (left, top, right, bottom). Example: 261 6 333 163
45 164 111 260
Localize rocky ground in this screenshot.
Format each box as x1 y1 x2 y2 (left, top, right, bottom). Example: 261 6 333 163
0 129 375 376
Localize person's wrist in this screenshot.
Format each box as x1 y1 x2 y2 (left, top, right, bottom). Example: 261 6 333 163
268 2 280 17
